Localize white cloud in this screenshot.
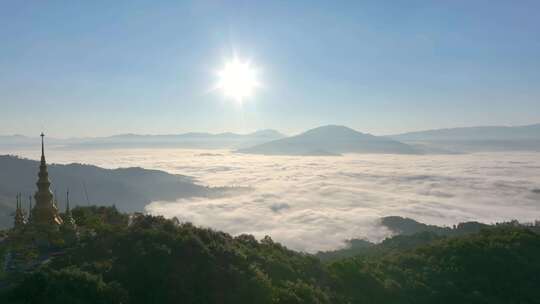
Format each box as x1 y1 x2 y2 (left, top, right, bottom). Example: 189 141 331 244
6 148 540 252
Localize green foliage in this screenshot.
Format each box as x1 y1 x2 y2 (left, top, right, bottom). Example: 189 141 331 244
3 207 540 304
317 232 444 262
71 205 128 232
328 227 540 304
45 210 336 303
316 239 374 261
1 266 127 304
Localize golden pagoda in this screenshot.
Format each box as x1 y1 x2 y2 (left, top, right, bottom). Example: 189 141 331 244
30 133 63 228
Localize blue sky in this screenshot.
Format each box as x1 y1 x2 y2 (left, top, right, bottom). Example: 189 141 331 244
1 0 539 137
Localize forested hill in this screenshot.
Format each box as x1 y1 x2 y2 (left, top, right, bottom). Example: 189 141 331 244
316 216 536 261
328 226 540 304
0 155 242 228
380 215 490 236
1 207 540 304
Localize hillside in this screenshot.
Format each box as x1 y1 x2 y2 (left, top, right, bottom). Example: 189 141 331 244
238 125 420 155
1 208 540 303
1 208 338 303
316 216 493 261
328 226 540 304
0 155 240 228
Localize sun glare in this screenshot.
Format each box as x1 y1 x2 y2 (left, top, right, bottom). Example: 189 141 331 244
216 57 259 102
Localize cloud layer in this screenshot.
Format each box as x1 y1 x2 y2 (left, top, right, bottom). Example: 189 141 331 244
5 148 540 252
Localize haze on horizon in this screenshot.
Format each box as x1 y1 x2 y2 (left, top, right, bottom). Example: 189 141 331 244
1 1 540 137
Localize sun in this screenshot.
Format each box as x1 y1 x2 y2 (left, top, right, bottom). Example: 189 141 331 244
216 57 259 102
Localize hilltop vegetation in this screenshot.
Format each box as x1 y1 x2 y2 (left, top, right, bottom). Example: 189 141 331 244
1 207 540 303
329 227 540 303
2 207 335 303
316 216 505 262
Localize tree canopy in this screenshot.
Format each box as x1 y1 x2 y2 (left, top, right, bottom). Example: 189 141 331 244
2 206 540 304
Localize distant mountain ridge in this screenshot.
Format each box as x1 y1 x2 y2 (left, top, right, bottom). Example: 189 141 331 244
388 123 540 152
0 129 285 150
389 123 540 141
237 125 420 155
3 123 540 153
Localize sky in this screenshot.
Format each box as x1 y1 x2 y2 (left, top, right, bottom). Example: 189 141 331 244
1 0 539 137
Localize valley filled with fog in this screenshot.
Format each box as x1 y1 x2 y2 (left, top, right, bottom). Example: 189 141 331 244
4 148 540 252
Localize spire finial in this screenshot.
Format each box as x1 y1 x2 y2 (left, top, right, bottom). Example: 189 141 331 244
40 132 45 161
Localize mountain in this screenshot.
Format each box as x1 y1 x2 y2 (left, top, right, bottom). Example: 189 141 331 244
242 129 281 138
0 130 286 150
0 155 242 229
388 124 540 152
237 125 420 155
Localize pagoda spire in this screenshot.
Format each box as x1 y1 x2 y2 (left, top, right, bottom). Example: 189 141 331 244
31 132 63 227
14 193 26 228
62 189 76 230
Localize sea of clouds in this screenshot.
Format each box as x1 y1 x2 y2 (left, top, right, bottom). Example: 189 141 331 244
5 148 540 252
